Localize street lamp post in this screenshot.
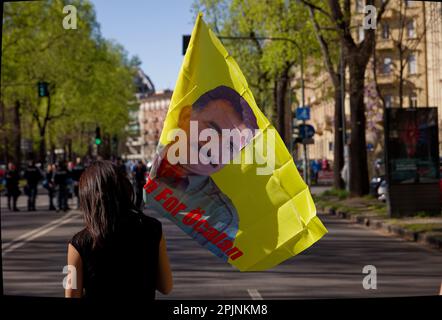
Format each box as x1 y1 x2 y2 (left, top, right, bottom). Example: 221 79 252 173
340 46 350 192
217 36 308 184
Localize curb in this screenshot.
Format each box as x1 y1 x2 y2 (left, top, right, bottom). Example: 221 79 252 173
322 206 442 251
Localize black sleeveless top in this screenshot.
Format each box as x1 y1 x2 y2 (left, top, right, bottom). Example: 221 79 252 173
69 210 162 299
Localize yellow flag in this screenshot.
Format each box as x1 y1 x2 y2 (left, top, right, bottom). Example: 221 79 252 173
144 13 327 271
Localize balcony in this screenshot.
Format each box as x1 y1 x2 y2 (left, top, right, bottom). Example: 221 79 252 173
376 72 395 85
376 39 394 50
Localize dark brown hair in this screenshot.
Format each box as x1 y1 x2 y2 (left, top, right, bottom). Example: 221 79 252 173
79 160 138 248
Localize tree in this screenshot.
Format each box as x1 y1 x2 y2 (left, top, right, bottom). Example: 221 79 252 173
302 0 390 196
1 0 137 165
193 0 322 148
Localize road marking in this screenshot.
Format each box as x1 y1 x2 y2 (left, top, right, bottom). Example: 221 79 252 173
247 289 263 300
2 210 80 256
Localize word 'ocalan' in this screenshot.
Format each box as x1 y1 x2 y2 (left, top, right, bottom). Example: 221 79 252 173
144 177 243 261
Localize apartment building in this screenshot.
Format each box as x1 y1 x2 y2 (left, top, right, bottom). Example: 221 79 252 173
294 0 442 165
139 90 172 161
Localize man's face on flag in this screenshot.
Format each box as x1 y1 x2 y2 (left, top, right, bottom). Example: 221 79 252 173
178 98 249 176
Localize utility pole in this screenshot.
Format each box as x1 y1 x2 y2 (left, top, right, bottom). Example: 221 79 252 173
340 46 350 192
298 52 308 185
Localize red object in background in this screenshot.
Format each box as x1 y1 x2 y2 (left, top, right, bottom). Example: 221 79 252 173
399 117 420 158
321 159 330 171
439 178 442 203
318 170 334 185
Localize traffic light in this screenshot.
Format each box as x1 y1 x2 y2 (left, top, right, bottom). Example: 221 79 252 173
182 35 191 55
37 82 49 97
95 126 102 145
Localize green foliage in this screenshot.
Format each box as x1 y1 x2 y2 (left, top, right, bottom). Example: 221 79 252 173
322 188 349 200
1 0 137 158
402 223 442 233
414 211 442 218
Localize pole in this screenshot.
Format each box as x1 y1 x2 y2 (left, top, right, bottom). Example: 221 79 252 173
299 48 308 185
0 0 4 297
340 46 349 192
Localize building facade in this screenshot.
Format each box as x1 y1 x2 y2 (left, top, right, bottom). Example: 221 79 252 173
122 68 155 160
139 90 172 162
293 0 442 168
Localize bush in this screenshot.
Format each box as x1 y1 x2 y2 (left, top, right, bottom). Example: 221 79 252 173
322 188 349 200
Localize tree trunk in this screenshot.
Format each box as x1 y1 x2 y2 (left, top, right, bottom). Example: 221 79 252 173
398 46 404 108
276 68 291 146
67 138 72 160
272 79 278 128
50 144 56 164
0 101 9 163
276 78 286 143
348 62 369 196
333 84 345 189
13 100 21 167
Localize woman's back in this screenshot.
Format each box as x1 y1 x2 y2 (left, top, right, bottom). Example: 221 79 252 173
70 211 162 299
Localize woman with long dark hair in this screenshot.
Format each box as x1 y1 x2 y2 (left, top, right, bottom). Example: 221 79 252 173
65 160 172 298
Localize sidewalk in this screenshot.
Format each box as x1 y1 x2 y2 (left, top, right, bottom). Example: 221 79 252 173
314 190 442 251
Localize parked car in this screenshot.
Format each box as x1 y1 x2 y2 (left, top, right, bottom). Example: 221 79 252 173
377 180 387 202
370 175 385 198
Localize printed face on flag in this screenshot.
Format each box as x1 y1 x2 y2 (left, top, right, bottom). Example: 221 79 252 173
169 86 258 176
144 13 327 271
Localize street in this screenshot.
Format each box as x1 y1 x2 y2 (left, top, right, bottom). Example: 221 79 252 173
1 190 441 299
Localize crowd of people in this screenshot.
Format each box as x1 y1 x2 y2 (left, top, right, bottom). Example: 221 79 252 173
1 157 150 212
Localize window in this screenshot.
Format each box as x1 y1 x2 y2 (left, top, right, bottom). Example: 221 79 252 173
382 57 392 74
409 93 418 108
407 20 416 38
356 0 364 13
359 25 365 42
382 23 390 39
408 54 417 74
384 95 393 108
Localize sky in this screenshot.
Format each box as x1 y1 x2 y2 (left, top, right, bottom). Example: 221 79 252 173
91 0 196 91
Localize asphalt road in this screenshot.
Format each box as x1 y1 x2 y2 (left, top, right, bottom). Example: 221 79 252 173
1 189 441 299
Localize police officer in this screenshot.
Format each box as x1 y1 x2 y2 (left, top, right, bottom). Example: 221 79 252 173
45 163 56 211
54 161 70 212
5 162 20 211
71 157 85 209
24 160 42 211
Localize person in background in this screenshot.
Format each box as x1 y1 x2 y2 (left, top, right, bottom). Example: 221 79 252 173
115 157 127 178
311 160 321 185
5 162 20 211
55 161 70 212
65 160 172 299
45 163 56 211
67 161 75 204
24 160 42 211
133 160 147 209
71 157 85 209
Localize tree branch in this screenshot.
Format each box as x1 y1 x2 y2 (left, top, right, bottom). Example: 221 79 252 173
307 5 339 87
299 0 333 19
